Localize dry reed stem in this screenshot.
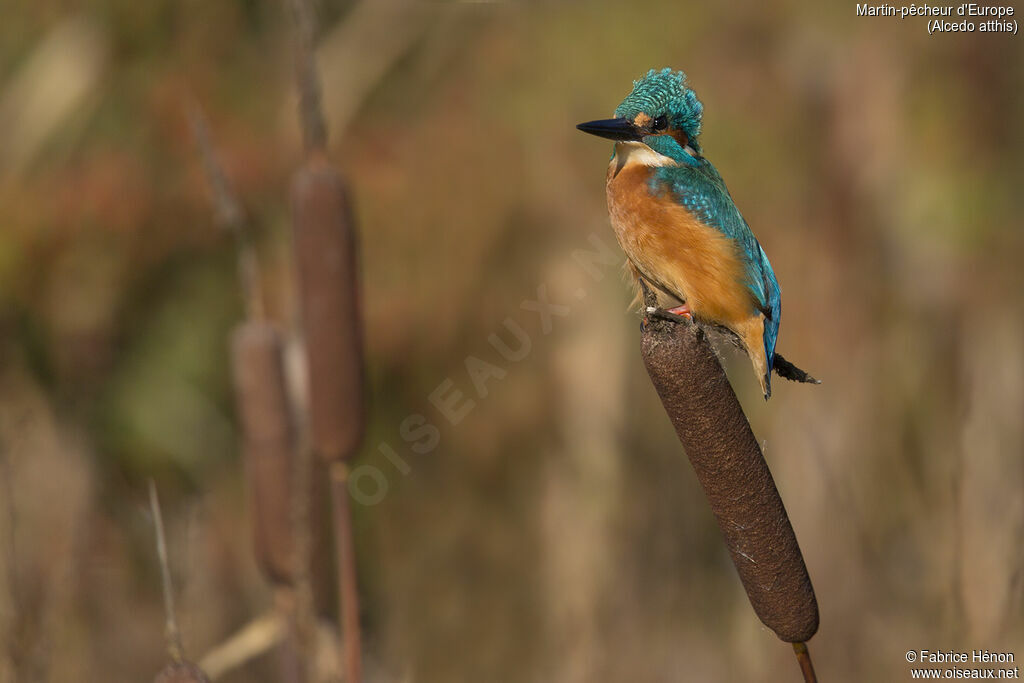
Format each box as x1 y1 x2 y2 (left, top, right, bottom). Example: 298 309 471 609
148 480 185 664
149 482 213 682
197 611 285 680
640 289 819 645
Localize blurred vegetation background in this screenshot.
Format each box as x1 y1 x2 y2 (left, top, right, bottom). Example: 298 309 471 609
1 0 1022 681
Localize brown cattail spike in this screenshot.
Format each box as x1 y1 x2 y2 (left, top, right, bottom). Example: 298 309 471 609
232 321 297 584
290 155 366 462
640 309 819 643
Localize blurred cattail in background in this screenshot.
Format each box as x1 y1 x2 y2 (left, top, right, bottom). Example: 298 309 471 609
288 81 367 683
289 157 365 465
231 318 320 681
285 0 368 680
192 102 319 681
187 0 372 673
233 323 295 586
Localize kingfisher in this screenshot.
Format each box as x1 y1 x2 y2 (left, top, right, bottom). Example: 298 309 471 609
578 68 782 399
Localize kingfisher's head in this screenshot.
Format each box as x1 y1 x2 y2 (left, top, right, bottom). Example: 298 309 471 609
577 68 703 163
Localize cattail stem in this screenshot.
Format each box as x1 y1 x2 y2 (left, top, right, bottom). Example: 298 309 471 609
284 0 327 154
187 104 265 321
640 288 819 647
274 588 306 683
330 462 363 683
793 641 819 683
285 2 366 679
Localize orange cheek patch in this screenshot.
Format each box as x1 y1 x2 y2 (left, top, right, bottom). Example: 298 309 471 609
667 128 689 148
633 113 652 128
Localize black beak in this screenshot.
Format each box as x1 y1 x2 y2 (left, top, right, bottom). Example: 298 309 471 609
576 117 641 141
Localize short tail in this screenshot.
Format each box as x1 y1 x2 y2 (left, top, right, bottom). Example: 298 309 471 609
771 353 821 385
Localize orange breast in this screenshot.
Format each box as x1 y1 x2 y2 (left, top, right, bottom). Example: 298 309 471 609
605 160 757 327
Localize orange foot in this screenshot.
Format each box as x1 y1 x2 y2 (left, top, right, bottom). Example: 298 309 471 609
666 304 692 320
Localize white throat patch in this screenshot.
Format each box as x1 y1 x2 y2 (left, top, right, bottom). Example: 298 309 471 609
612 141 678 175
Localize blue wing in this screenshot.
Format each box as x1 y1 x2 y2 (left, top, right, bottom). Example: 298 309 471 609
650 160 782 372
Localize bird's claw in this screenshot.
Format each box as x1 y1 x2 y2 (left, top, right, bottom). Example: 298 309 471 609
638 276 691 329
642 305 692 330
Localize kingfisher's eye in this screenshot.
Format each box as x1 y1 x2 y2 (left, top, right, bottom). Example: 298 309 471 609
651 115 668 131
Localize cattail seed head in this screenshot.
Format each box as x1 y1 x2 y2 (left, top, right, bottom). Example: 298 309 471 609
232 321 296 584
641 316 819 643
290 155 366 462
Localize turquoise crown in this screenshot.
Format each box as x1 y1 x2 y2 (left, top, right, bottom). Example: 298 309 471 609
614 68 704 150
